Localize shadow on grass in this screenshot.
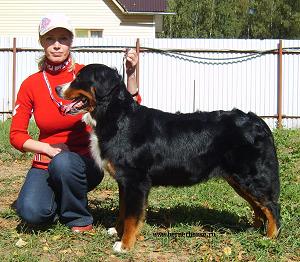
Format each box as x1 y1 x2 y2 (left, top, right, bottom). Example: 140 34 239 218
15 221 56 234
13 199 252 235
147 205 251 233
89 199 252 234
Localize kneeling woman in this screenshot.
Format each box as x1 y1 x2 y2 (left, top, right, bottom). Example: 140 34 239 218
10 13 140 232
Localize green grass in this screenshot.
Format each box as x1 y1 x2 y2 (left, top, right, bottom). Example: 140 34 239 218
0 119 299 261
0 118 39 161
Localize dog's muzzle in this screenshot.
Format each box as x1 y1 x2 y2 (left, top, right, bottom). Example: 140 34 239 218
55 85 89 115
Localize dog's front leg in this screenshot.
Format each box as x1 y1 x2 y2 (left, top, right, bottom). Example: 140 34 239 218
113 215 141 252
112 180 149 253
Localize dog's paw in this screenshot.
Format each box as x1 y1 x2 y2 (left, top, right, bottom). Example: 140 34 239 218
113 241 126 253
107 227 118 236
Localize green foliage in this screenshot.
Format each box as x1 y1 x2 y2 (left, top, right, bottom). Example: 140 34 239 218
273 128 300 173
161 0 300 39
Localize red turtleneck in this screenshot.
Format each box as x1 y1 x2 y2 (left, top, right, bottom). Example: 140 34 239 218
10 59 89 169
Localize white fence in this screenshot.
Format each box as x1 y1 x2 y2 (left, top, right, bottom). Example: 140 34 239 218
1 37 300 128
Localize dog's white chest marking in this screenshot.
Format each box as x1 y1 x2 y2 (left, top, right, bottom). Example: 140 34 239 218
82 113 103 170
82 112 97 127
89 131 104 170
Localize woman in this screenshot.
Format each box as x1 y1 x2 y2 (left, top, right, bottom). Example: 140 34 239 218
10 13 140 232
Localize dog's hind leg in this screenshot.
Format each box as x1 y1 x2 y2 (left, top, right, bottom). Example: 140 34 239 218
224 176 280 238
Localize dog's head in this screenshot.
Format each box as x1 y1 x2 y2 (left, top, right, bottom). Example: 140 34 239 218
56 64 124 116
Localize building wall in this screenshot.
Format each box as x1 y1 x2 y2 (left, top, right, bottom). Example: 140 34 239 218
0 0 155 38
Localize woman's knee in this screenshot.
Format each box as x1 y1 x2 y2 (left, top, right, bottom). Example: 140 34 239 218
49 151 79 173
48 152 85 182
16 199 56 225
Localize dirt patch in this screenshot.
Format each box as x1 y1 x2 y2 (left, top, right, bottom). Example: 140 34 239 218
0 217 19 229
0 160 31 210
0 159 31 177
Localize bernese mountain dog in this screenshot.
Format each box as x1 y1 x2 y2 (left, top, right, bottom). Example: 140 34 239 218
56 64 280 252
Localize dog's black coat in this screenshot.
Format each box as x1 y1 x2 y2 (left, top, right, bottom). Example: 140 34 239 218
57 64 280 250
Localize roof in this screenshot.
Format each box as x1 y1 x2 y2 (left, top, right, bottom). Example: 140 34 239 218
116 0 167 13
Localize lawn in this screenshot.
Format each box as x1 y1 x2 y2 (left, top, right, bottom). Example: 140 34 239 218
0 119 299 261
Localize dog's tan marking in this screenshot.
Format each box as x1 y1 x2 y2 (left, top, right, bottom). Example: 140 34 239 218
103 160 116 178
119 202 146 251
120 217 140 250
225 177 279 238
261 207 278 238
64 88 96 112
225 177 265 228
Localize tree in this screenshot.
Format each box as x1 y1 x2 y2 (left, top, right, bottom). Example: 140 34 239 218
163 0 217 38
214 0 249 38
160 0 300 39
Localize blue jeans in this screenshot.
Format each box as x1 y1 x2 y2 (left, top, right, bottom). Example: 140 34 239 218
16 152 103 227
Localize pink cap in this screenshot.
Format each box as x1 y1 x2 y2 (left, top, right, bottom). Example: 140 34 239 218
39 13 73 36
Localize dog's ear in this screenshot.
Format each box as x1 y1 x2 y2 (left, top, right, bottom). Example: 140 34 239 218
93 66 125 101
117 81 129 101
108 68 132 102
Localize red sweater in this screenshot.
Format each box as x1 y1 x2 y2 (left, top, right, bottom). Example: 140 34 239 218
10 63 91 169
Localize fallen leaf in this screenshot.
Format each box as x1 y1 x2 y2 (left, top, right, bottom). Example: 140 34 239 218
238 251 244 260
138 235 145 241
200 244 209 251
15 238 27 248
223 246 232 256
52 235 61 241
75 251 85 257
214 255 221 262
59 248 72 254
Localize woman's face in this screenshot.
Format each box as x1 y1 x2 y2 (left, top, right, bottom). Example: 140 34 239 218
40 28 73 64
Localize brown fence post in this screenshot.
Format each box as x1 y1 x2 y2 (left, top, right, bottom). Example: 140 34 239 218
135 38 140 91
277 39 283 128
12 37 17 110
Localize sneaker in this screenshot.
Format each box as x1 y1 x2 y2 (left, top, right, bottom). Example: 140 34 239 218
71 224 93 232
